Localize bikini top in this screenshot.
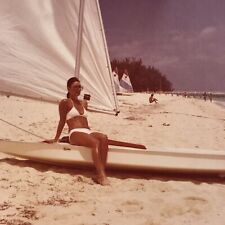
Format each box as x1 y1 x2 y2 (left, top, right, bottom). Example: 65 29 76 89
66 105 87 121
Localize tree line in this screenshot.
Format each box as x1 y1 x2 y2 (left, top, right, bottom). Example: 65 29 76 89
111 58 173 92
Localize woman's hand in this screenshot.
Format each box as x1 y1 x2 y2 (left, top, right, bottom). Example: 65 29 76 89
42 139 57 144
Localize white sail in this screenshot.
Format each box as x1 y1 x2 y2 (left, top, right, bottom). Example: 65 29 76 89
112 70 121 93
0 0 119 114
120 72 134 93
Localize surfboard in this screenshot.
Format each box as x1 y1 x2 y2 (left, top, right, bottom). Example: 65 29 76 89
0 140 225 175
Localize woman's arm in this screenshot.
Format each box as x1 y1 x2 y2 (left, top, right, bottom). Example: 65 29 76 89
44 99 68 143
82 99 88 110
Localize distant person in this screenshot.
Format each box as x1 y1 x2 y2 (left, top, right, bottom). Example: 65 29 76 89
149 93 158 104
209 93 213 102
203 92 207 101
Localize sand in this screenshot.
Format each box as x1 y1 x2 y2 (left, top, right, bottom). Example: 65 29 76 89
0 93 224 225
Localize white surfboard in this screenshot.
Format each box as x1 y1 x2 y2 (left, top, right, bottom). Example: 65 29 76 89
0 140 225 175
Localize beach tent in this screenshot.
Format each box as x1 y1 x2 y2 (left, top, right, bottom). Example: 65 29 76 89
120 71 134 93
0 0 119 114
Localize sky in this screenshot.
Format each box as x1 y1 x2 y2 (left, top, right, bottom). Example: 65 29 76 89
99 0 225 92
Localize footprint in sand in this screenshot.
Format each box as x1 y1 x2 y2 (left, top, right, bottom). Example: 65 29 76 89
160 196 208 218
0 219 32 225
124 116 145 121
18 205 39 220
0 201 12 210
128 182 146 192
160 204 188 218
184 196 207 205
119 200 144 213
29 122 38 128
162 123 170 126
183 196 209 215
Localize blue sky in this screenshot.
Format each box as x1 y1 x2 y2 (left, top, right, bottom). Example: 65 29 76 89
100 0 225 91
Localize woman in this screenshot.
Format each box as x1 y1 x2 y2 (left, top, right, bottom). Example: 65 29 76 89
45 77 109 185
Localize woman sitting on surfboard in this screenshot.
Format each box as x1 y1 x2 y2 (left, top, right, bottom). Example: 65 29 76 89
44 77 110 185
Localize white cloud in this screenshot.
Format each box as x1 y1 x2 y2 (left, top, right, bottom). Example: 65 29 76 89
200 26 216 37
109 40 142 59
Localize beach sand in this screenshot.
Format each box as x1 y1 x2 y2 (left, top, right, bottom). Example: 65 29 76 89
0 93 224 225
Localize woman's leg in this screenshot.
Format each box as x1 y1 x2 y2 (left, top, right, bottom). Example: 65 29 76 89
91 132 109 170
69 132 109 185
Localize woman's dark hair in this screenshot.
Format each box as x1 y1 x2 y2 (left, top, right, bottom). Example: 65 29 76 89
67 77 80 98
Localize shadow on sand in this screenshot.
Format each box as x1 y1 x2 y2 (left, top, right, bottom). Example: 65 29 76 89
1 157 224 185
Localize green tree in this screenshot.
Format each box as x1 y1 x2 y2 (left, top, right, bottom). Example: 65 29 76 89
111 58 173 92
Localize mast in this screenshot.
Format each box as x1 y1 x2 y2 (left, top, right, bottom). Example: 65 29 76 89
95 0 120 114
74 0 85 78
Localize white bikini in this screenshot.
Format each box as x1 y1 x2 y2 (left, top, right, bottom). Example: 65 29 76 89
66 105 87 121
66 105 94 140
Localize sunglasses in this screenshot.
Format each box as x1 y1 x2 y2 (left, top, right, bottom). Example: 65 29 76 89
73 85 83 89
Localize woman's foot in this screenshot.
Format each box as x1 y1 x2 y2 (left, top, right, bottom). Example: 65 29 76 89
94 175 110 186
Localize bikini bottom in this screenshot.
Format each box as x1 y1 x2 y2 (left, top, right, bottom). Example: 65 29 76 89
69 128 94 142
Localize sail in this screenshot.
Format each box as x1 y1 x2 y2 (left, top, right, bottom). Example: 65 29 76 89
120 73 134 93
112 70 121 93
0 0 119 114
